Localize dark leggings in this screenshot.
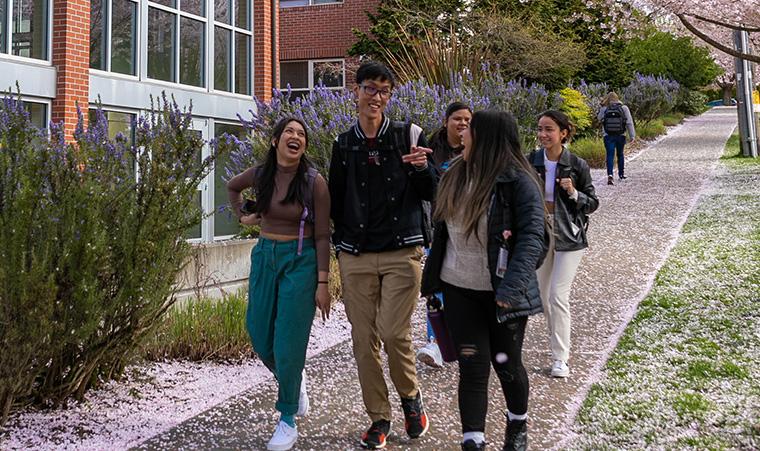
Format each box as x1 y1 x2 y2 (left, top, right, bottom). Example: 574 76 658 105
441 282 529 433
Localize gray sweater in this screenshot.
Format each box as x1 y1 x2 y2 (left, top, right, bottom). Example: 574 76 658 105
598 102 636 139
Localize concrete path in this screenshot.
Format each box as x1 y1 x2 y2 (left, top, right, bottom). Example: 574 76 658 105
135 108 737 451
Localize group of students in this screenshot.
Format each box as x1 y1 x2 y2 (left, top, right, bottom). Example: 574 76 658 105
227 60 601 451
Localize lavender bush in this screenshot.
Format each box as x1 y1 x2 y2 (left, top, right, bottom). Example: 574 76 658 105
225 69 562 178
622 73 680 127
0 94 217 424
575 80 611 136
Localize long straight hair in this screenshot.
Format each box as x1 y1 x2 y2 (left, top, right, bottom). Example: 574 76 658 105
434 110 538 240
254 117 313 215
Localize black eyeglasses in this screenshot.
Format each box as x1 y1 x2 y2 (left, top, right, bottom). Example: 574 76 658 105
361 85 393 99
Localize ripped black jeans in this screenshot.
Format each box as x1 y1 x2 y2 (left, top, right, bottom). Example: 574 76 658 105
441 281 529 433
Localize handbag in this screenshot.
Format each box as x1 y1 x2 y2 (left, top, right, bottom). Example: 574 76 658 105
425 295 457 362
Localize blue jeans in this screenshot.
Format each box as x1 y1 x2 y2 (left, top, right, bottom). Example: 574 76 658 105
604 134 626 177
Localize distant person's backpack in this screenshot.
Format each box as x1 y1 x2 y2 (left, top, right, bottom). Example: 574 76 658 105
602 103 627 135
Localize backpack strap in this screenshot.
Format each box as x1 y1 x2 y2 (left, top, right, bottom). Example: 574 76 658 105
297 166 318 256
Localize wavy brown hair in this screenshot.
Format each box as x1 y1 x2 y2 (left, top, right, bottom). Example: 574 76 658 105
434 110 539 241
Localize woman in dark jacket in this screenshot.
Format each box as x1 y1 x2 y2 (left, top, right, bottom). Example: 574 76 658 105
421 110 546 451
417 101 472 369
529 110 599 379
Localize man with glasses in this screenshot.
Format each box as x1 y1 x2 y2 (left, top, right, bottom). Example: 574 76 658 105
329 61 437 449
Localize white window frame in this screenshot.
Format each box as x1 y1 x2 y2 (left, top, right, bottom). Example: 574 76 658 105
16 95 51 130
143 0 208 88
90 0 139 77
280 0 343 8
210 118 247 241
280 58 344 95
210 0 252 96
0 0 53 62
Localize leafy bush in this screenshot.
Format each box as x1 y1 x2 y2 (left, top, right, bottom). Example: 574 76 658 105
675 90 709 116
661 112 685 127
622 73 680 127
0 94 216 424
638 119 667 140
559 87 593 134
225 71 561 178
570 137 606 169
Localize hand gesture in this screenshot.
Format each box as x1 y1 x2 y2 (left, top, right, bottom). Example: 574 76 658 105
557 177 576 196
315 284 331 321
239 213 261 226
402 146 433 169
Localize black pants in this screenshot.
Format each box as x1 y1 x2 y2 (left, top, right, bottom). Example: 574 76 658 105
442 282 529 433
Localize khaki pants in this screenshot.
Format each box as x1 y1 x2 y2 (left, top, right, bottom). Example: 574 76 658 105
536 227 585 363
339 246 423 422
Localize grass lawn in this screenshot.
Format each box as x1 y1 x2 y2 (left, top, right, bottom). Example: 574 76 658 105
571 132 760 450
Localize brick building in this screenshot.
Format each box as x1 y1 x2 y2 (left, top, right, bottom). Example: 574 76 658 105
0 0 379 243
278 0 378 96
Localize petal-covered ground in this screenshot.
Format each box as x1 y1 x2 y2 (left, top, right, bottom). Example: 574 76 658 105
0 107 741 450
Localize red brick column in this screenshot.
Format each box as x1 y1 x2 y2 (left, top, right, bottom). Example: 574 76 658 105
51 0 90 141
253 0 277 101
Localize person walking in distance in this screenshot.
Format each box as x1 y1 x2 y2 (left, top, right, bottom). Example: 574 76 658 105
227 118 331 451
422 110 547 451
417 101 472 369
529 110 599 378
328 61 437 450
599 92 636 185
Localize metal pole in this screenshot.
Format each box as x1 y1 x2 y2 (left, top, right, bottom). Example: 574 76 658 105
733 30 758 157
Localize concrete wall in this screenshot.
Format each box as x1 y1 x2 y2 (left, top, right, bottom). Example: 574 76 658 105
175 239 256 301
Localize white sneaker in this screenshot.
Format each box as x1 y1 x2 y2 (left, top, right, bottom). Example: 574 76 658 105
417 341 444 368
551 360 570 378
267 420 298 451
296 370 309 417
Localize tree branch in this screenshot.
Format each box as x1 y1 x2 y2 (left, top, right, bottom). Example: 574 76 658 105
677 14 760 64
686 13 760 33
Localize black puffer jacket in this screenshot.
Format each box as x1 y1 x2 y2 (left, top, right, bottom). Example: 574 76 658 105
421 168 545 320
528 148 599 251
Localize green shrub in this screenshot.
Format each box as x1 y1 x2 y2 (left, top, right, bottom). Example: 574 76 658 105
0 94 217 424
662 112 685 126
142 291 252 362
638 119 667 140
570 137 606 169
559 87 593 133
675 90 709 116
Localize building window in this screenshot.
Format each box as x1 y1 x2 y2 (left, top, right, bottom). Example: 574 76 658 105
280 59 344 97
23 101 47 130
88 109 136 144
214 0 251 95
213 122 246 238
91 0 138 75
146 0 206 87
2 0 49 59
280 0 342 7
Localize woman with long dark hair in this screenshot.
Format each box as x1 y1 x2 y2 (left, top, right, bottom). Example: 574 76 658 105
422 110 546 451
227 117 331 451
528 110 598 379
417 101 472 368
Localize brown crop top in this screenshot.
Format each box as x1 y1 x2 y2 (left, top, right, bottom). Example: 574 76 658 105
227 164 331 272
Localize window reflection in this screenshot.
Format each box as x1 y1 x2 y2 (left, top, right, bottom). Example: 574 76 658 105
12 0 48 60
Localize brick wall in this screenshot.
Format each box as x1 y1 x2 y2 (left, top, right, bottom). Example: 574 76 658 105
52 0 91 141
279 0 378 73
253 0 277 101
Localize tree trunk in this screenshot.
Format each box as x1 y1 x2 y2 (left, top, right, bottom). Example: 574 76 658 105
722 85 733 106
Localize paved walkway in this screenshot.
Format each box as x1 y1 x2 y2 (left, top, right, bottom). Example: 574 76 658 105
135 108 737 451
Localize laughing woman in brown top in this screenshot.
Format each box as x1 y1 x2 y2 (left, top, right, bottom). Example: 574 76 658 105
227 117 330 451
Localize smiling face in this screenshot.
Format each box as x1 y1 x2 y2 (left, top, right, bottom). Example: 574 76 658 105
354 77 392 122
537 115 568 151
446 108 472 147
273 120 307 166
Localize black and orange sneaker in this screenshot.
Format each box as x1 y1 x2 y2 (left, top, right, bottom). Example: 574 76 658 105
360 419 391 449
401 391 429 439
